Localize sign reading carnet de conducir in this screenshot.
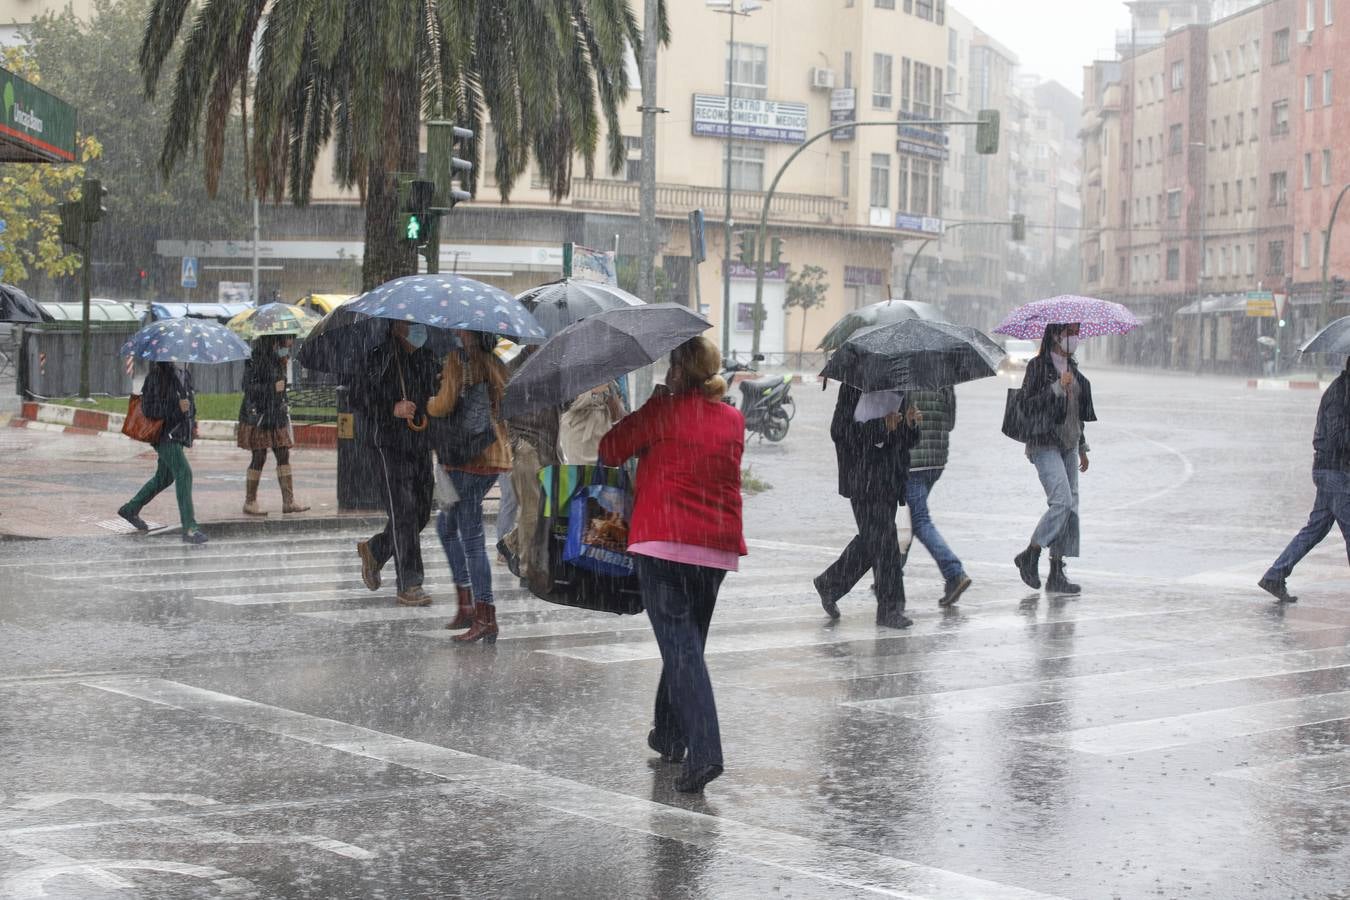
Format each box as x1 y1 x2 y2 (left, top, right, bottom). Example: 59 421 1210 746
0 67 77 164
691 94 808 143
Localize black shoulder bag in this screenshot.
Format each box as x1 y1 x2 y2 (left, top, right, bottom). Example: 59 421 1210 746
432 358 496 467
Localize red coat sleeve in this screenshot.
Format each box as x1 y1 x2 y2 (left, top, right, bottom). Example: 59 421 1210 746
599 394 671 465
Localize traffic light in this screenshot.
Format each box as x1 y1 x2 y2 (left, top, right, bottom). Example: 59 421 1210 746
769 236 786 267
735 231 756 267
449 125 474 207
1333 275 1346 304
81 178 107 222
58 201 83 247
975 109 1000 155
403 179 435 246
1010 213 1026 241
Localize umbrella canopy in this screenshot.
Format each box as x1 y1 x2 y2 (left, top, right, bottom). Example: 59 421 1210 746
1300 316 1350 355
119 317 251 364
0 284 53 323
226 302 323 340
502 304 711 418
994 294 1140 340
818 300 947 351
298 274 547 374
819 319 1005 392
517 279 646 335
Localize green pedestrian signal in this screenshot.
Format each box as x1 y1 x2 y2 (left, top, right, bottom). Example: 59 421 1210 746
405 213 430 244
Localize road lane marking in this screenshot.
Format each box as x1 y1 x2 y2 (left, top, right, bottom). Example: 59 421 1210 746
1215 748 1350 792
79 677 1068 900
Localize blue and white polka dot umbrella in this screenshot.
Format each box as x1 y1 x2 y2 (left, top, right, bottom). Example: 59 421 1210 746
119 317 251 364
299 274 548 374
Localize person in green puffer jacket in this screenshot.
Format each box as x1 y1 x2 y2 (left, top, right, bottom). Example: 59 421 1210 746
904 386 972 606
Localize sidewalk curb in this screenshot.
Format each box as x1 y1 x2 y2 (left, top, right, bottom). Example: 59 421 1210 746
1246 379 1332 391
18 401 337 447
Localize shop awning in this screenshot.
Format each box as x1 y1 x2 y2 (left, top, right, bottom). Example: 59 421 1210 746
1175 295 1249 316
0 67 77 163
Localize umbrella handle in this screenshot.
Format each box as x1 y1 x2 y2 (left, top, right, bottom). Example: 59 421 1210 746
407 414 428 432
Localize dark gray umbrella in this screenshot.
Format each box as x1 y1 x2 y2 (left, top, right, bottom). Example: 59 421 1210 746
517 279 645 335
819 319 1005 391
0 284 52 323
1300 316 1350 355
502 304 710 418
818 299 947 351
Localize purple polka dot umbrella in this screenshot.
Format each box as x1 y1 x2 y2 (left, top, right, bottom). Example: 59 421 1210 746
993 295 1141 340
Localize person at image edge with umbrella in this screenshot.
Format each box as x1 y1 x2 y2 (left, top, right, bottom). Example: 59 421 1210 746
354 322 440 607
118 362 208 544
1258 354 1350 602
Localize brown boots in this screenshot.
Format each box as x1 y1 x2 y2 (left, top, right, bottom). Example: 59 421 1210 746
445 586 475 630
277 464 309 513
452 602 498 644
243 469 267 516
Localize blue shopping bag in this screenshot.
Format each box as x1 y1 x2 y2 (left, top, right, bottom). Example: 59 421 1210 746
563 466 636 578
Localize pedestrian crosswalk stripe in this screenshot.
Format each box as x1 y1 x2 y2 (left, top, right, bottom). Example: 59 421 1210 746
1215 747 1350 792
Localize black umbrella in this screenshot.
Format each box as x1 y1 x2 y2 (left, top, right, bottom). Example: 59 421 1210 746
819 319 1005 392
0 284 52 323
1300 316 1350 356
818 299 947 351
517 279 645 335
502 304 710 418
298 274 547 374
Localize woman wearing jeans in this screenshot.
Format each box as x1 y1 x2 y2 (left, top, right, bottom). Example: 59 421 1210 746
118 362 208 544
1014 323 1096 594
429 331 512 644
599 336 746 794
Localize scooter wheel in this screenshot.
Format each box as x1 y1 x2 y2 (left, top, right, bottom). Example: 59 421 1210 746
764 408 790 442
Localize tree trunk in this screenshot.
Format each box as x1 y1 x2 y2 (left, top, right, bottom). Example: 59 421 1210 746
361 67 422 291
798 307 809 370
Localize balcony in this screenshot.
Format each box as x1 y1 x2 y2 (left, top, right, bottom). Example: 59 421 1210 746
570 179 851 227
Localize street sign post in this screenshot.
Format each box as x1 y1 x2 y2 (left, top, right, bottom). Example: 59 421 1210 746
1245 290 1275 318
180 256 199 289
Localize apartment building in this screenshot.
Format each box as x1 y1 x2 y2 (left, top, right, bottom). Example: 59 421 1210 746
0 0 96 45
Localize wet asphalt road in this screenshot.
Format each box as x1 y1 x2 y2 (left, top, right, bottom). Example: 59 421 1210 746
1 367 1347 899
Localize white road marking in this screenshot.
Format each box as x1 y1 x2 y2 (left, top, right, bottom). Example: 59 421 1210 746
1095 425 1196 512
79 677 1068 900
1216 748 1350 792
1 858 255 898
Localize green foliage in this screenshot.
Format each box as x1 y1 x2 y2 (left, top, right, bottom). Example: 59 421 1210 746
784 264 829 313
0 48 101 284
616 256 671 304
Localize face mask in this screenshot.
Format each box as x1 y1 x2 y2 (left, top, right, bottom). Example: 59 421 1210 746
1059 335 1079 354
275 346 291 358
405 324 428 349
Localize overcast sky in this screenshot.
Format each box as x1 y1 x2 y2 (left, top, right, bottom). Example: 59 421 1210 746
954 0 1128 95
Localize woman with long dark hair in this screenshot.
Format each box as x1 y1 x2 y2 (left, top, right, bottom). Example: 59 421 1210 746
1014 323 1096 594
237 334 309 516
599 336 746 794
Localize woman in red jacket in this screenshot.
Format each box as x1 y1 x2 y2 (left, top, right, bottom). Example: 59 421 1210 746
599 335 746 794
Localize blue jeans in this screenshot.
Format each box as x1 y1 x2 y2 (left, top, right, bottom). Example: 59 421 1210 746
639 556 726 771
905 468 965 582
437 470 499 604
1029 446 1080 558
1265 469 1350 580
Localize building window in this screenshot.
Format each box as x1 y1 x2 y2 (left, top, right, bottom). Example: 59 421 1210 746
623 136 642 182
1237 44 1247 75
869 153 890 208
1272 100 1290 135
1167 189 1182 219
1223 115 1231 147
1169 124 1183 155
1222 246 1231 275
1308 0 1317 28
1271 171 1288 205
1236 111 1245 142
725 143 765 191
876 0 896 7
1208 184 1216 215
1252 39 1261 70
1222 182 1230 214
1250 177 1258 209
1248 242 1257 274
1252 106 1259 140
897 156 910 210
1323 148 1333 185
1204 248 1213 277
1304 152 1314 188
1209 119 1217 148
1171 60 1185 91
1325 69 1334 105
1302 232 1312 267
911 159 931 215
873 54 894 109
726 42 768 99
1236 179 1243 209
1328 0 1335 26
1224 50 1233 80
1209 54 1219 84
1147 136 1154 164
840 151 851 197
1273 28 1290 64
1268 240 1285 275
1306 74 1316 110
1166 248 1181 279
914 0 937 21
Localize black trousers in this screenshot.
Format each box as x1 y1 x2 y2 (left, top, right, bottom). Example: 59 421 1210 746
368 446 433 592
817 496 907 609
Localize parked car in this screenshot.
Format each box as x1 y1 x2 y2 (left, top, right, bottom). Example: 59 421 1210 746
1001 338 1038 372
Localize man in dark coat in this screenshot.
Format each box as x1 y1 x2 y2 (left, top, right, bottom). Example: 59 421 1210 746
1259 358 1350 602
353 322 441 607
814 384 921 628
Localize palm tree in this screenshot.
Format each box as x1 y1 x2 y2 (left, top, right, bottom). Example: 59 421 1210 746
139 0 666 289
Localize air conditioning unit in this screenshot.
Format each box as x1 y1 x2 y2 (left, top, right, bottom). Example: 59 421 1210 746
810 67 836 90
1297 29 1313 45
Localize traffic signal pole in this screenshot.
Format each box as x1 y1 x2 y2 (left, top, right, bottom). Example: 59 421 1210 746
78 214 92 399
748 115 997 361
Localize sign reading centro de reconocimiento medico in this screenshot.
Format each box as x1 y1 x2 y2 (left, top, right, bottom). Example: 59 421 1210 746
0 67 77 164
691 94 808 144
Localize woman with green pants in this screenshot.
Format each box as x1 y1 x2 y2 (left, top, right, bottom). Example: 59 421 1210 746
118 361 208 544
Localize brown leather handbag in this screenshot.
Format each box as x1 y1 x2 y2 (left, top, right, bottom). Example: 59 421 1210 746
121 394 163 444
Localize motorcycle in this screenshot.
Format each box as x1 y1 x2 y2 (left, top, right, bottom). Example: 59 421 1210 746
721 356 795 442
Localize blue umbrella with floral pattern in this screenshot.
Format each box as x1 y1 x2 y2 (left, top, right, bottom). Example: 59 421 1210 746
298 274 547 374
119 317 251 363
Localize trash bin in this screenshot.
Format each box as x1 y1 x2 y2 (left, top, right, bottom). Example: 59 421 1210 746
336 386 385 511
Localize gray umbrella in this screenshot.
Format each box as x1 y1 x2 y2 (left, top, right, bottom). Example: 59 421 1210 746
1300 316 1350 355
818 299 947 351
502 304 710 418
0 284 52 323
516 279 646 335
819 319 1005 391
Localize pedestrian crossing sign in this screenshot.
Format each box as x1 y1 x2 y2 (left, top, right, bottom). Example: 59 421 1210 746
180 255 199 289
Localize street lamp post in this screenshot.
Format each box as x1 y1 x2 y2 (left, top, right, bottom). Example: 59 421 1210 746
707 0 765 356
